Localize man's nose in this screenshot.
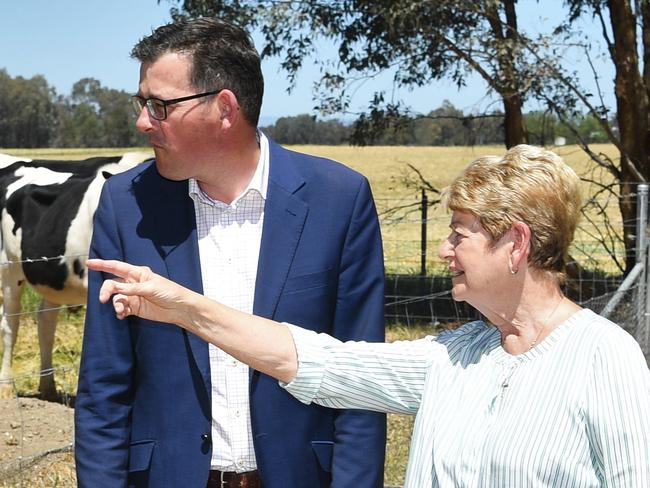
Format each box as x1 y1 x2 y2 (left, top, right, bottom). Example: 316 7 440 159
135 106 155 133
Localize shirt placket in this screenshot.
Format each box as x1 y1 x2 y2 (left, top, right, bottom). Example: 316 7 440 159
223 202 255 471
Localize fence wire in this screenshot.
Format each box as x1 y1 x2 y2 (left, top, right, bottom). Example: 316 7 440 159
1 185 650 486
0 367 75 486
378 184 650 360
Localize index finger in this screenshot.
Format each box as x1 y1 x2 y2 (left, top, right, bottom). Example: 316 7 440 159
86 259 145 282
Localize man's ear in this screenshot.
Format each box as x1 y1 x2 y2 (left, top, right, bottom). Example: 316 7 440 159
510 221 531 271
216 90 240 128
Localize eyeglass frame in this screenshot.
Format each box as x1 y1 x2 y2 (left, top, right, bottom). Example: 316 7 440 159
131 89 222 121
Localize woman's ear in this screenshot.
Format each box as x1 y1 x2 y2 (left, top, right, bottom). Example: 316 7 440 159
510 221 531 271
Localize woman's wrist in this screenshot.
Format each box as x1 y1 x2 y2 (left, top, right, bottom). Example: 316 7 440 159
181 290 212 334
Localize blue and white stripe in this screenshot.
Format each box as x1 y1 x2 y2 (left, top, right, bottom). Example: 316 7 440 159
284 309 650 487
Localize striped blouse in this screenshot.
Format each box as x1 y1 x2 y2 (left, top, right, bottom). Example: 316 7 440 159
283 309 650 487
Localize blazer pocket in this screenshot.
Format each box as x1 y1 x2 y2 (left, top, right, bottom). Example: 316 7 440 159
284 268 334 293
128 440 156 472
311 440 334 473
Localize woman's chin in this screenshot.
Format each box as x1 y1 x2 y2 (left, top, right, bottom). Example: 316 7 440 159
450 285 465 302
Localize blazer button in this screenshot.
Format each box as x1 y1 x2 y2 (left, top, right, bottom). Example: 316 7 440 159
201 433 211 444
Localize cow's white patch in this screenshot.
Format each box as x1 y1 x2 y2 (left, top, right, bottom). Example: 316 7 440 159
0 153 33 168
6 167 74 199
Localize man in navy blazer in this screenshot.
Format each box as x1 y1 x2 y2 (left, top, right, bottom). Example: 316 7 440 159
75 18 386 488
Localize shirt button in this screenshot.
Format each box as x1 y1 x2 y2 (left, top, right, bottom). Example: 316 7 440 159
201 433 210 444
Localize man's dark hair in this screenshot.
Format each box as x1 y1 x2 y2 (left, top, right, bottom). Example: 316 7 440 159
132 18 264 127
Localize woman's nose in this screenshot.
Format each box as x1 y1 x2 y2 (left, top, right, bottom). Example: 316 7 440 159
438 239 453 260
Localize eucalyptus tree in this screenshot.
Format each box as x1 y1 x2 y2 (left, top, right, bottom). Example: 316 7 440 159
164 0 650 272
163 0 536 147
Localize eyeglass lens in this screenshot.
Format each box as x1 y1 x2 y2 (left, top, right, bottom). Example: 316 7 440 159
147 99 166 119
131 97 166 120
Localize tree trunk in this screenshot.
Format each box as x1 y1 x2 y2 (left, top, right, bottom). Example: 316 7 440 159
608 0 650 271
486 0 528 148
503 93 528 148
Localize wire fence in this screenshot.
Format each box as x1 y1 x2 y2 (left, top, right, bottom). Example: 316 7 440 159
1 184 650 486
0 367 76 487
378 183 650 360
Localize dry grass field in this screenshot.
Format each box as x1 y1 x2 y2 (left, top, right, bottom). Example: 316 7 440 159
0 144 625 486
8 141 623 274
293 143 623 274
5 143 624 273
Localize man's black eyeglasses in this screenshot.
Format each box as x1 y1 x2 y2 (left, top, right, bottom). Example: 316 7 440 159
131 90 221 121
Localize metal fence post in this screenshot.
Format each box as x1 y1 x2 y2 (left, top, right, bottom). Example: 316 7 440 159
637 184 650 357
421 189 428 276
636 184 648 265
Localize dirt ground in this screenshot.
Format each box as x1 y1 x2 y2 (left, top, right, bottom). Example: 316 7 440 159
0 397 76 487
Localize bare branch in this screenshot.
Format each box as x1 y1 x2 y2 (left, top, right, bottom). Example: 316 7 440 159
583 46 609 112
405 163 441 195
540 94 622 177
594 2 615 58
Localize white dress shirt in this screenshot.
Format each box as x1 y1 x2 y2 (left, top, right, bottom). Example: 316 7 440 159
189 133 269 472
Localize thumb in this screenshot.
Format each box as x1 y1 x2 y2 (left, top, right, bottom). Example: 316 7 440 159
112 293 137 319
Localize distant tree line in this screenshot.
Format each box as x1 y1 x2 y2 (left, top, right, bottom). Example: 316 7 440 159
0 68 611 148
262 101 612 146
0 69 145 148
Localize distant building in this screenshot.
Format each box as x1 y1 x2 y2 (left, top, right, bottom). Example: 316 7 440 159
554 136 567 146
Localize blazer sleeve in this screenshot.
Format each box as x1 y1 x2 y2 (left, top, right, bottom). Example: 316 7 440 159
330 176 387 488
75 183 133 488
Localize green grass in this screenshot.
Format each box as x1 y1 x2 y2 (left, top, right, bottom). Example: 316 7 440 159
7 286 84 396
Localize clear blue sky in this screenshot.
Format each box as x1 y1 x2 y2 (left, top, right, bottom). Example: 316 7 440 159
2 1 613 125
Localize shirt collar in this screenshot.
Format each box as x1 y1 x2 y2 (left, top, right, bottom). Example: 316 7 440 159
188 131 269 205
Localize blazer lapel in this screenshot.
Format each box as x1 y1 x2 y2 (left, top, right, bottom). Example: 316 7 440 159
160 226 210 394
136 169 210 394
253 139 308 320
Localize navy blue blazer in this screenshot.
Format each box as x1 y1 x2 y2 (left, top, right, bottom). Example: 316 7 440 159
75 138 387 488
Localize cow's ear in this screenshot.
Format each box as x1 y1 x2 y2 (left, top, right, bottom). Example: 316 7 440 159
101 171 113 180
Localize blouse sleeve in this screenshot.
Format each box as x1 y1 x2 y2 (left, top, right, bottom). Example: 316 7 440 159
584 329 650 486
282 323 438 414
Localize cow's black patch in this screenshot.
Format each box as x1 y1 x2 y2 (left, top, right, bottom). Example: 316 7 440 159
0 156 121 291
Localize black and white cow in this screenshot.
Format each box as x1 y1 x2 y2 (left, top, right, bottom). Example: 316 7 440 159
0 152 151 400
